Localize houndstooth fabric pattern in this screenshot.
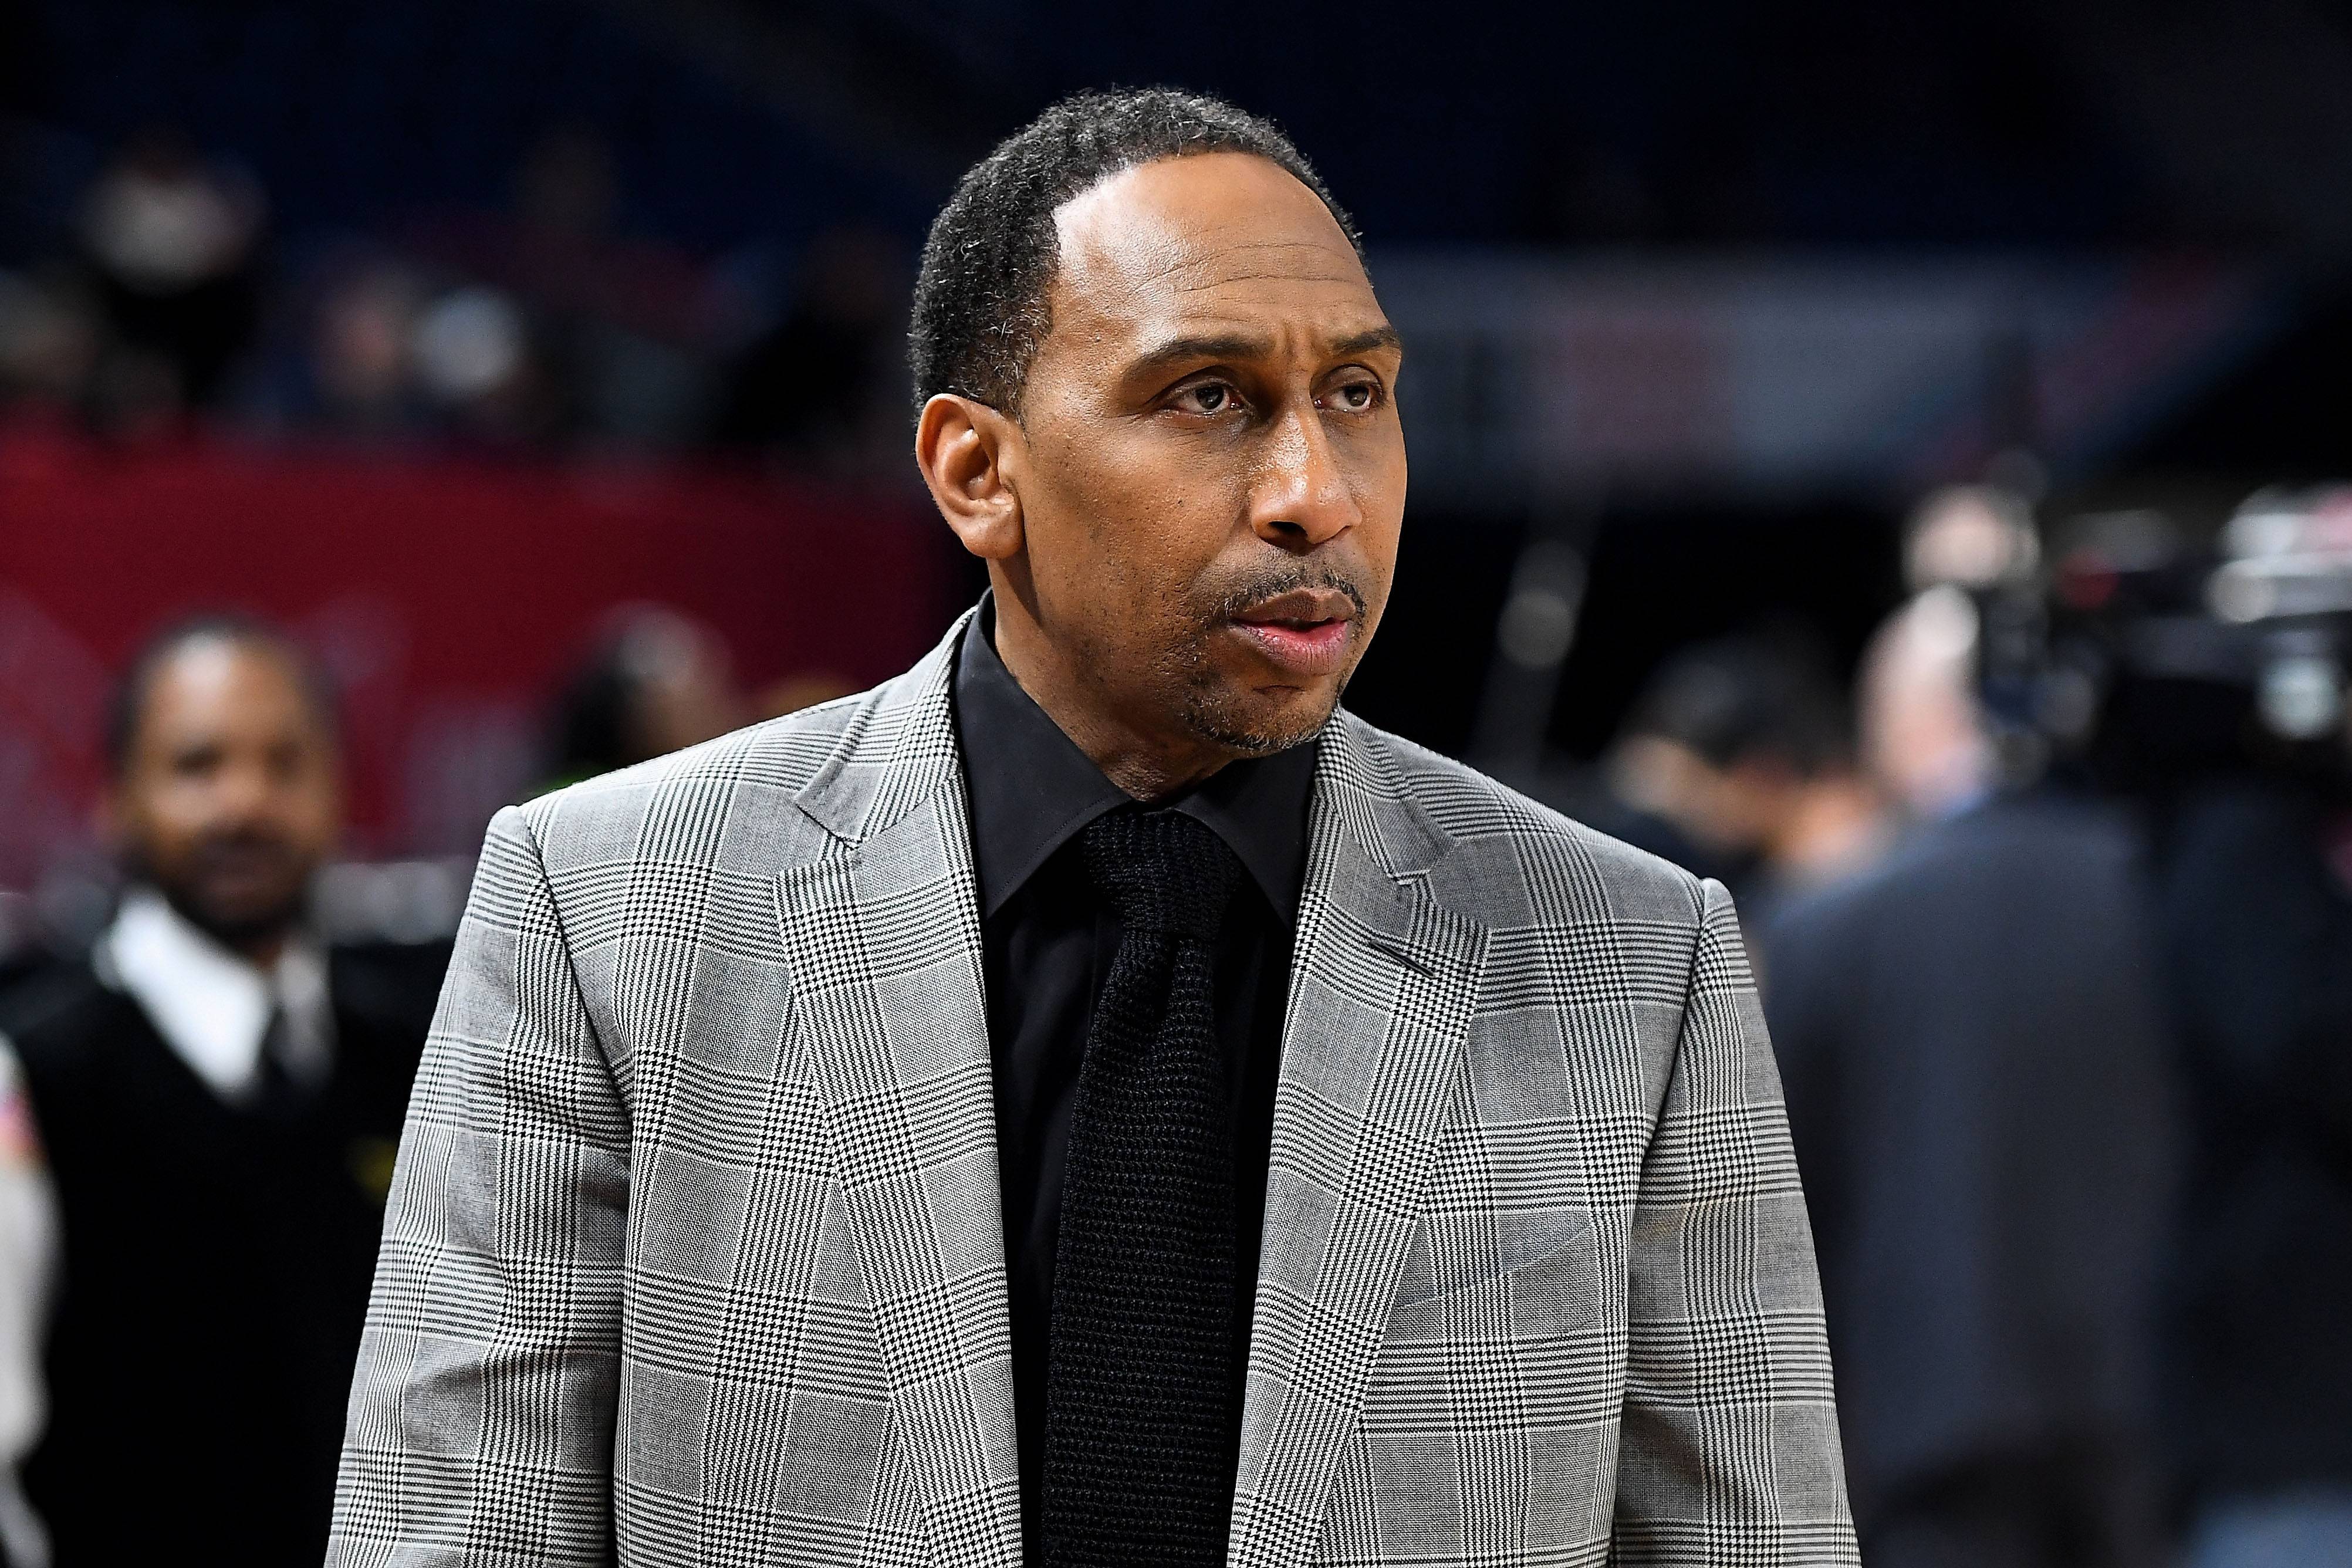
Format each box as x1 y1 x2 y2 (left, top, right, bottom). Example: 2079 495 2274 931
329 609 1856 1568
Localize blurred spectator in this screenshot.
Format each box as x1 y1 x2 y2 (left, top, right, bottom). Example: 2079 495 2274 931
0 272 101 425
714 225 910 473
0 617 445 1567
304 261 425 438
542 604 749 789
2157 778 2352 1567
404 125 741 448
405 282 569 448
242 253 566 446
76 129 265 418
1598 633 1887 906
1760 589 2176 1568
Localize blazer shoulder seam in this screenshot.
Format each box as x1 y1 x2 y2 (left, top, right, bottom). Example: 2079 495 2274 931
499 807 623 1091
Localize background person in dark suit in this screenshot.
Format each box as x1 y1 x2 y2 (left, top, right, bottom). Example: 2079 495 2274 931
1759 592 2177 1568
0 616 444 1566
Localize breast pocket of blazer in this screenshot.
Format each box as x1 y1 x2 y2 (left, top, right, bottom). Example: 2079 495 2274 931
1387 1210 1603 1343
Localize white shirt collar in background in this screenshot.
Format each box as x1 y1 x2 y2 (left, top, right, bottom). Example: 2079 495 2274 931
96 888 334 1104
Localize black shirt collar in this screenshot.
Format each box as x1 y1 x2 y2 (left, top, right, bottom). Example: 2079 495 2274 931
952 600 1317 921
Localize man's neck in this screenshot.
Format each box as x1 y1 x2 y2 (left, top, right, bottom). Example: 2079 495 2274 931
141 886 295 972
989 592 1232 804
1766 779 1888 880
234 931 291 969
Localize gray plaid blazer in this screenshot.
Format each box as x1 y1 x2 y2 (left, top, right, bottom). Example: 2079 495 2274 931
332 612 1854 1567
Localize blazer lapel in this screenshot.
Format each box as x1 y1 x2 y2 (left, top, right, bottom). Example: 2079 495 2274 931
772 613 1022 1568
1229 715 1491 1567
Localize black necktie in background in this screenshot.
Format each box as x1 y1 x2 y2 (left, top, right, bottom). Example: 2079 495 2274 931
1044 809 1242 1568
252 1003 320 1120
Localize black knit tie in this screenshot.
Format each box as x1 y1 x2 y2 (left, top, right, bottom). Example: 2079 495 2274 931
1043 809 1242 1568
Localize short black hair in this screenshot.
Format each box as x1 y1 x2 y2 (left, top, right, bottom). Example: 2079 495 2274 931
1624 635 1854 778
908 86 1361 420
106 613 338 774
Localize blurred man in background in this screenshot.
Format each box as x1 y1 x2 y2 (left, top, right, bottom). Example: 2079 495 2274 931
539 603 749 791
1599 633 1887 911
0 617 443 1566
1855 586 1998 823
1760 584 2177 1568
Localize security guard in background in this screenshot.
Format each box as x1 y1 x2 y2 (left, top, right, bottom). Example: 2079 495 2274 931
0 616 444 1566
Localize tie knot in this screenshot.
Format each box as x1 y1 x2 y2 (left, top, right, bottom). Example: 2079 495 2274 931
1082 809 1242 942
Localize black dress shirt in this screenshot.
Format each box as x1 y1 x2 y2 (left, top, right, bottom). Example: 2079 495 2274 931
950 604 1316 1559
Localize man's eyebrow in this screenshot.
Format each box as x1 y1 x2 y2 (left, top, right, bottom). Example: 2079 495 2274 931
1124 324 1403 378
1331 325 1403 357
1125 333 1273 377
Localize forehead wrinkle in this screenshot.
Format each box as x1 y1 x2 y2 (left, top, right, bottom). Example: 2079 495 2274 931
1060 200 1359 280
1170 266 1368 294
1143 236 1362 286
1079 244 1376 321
1060 273 1374 344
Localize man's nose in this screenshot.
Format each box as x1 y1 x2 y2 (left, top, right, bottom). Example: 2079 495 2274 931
212 758 285 823
1249 403 1359 552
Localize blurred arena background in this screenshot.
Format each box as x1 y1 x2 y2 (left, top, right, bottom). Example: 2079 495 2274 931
4 0 2345 942
4 4 2351 1564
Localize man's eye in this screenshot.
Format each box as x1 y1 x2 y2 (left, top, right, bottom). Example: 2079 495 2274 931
1327 379 1380 411
1174 382 1238 415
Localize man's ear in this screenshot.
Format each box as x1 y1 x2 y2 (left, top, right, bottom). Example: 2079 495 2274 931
915 393 1025 562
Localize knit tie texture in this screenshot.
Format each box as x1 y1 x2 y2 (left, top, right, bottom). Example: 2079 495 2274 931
1043 807 1242 1568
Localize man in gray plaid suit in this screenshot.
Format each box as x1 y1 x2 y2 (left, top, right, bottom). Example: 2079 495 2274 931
332 89 1855 1567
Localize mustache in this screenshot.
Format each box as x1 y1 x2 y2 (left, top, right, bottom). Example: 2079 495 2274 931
1208 564 1368 622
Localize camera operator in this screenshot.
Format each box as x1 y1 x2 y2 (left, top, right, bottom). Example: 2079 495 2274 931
2130 490 2352 1566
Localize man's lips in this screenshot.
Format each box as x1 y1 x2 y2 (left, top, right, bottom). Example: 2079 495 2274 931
1228 588 1359 678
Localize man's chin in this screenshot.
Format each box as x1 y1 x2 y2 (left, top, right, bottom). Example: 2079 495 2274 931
166 886 309 955
1183 681 1340 758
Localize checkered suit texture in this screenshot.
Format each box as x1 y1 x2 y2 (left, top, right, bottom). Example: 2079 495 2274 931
330 610 1855 1567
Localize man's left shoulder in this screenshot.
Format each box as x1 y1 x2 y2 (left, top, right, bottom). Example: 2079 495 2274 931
1338 714 1712 935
